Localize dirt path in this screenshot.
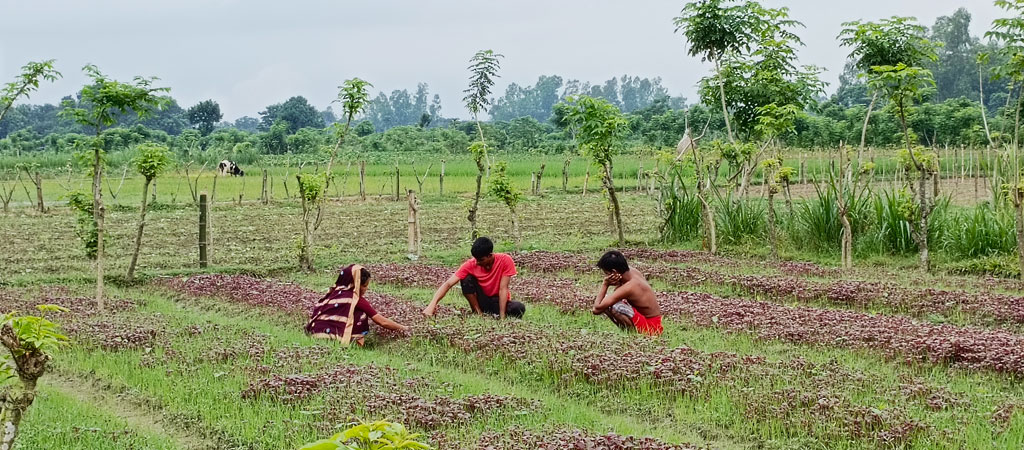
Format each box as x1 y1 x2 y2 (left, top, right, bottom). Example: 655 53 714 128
44 374 216 450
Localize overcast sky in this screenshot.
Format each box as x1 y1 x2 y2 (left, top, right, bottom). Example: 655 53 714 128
0 0 1005 121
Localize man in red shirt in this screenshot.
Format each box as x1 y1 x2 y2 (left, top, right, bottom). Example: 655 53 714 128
422 237 525 319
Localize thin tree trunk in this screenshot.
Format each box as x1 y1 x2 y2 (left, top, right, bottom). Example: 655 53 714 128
91 144 105 310
562 158 571 193
261 169 268 205
127 178 151 280
581 169 590 197
407 190 420 256
469 158 483 240
359 161 366 201
715 60 735 143
1016 198 1024 281
859 91 878 158
767 187 777 260
980 66 995 148
510 206 521 250
535 164 545 195
33 172 44 213
439 160 445 196
199 193 208 268
604 162 625 245
298 174 313 272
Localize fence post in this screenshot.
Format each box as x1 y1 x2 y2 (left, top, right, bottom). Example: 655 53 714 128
261 169 269 205
34 172 44 213
199 192 209 269
359 161 366 201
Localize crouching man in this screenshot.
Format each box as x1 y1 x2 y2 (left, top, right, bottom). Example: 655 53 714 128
591 250 663 336
422 237 525 319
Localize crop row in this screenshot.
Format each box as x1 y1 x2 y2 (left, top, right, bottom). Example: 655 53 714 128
509 250 1024 328
510 249 837 278
154 275 1018 446
365 263 1024 377
146 278 705 448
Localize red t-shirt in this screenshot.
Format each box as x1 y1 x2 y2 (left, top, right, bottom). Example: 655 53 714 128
455 253 517 297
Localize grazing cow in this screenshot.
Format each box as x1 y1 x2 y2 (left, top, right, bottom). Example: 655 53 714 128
218 160 244 177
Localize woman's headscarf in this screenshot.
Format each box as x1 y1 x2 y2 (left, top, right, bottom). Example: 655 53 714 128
306 264 365 345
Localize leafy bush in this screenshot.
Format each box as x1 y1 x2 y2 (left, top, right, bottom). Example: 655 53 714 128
65 190 97 259
660 182 702 243
714 191 764 245
947 254 1020 278
299 420 431 450
868 189 916 255
942 203 1015 259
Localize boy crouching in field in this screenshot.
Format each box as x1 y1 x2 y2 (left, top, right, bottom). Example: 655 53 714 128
591 250 663 336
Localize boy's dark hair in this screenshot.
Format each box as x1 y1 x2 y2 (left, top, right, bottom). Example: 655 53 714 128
597 250 629 274
471 237 494 259
360 267 372 285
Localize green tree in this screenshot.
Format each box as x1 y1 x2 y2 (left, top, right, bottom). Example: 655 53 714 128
258 96 324 133
0 60 61 124
562 95 630 245
298 78 372 272
127 143 172 280
839 16 938 153
674 0 763 143
869 63 937 271
986 0 1024 279
59 64 169 308
186 99 223 136
463 49 503 239
0 305 69 450
488 161 523 247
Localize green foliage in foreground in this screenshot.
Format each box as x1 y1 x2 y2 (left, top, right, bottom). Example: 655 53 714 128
300 420 431 450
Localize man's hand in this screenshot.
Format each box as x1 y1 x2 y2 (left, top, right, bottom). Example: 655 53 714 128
421 305 436 317
603 272 622 286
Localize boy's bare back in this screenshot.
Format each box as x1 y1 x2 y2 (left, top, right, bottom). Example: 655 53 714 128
619 268 660 317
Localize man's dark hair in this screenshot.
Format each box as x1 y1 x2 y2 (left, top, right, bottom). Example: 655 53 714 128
597 250 629 274
471 237 494 259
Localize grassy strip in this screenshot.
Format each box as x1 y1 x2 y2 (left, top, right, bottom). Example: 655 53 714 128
17 384 184 450
48 286 721 449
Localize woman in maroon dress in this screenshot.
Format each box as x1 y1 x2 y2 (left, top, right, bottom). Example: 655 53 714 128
306 264 408 346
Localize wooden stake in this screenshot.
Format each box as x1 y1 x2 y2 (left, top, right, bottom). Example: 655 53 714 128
581 169 590 197
199 193 209 269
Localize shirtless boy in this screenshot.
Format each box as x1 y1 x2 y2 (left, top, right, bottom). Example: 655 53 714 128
591 250 663 336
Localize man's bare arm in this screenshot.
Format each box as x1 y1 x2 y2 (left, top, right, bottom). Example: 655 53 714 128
423 274 460 317
498 275 511 319
593 282 632 314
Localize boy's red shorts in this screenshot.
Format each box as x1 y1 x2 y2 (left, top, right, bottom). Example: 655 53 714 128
630 308 663 336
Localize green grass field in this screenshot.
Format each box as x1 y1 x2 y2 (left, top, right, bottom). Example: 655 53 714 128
2 185 1023 449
